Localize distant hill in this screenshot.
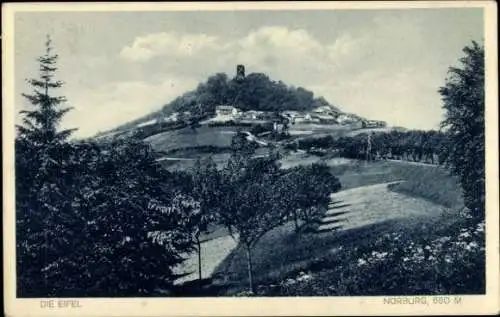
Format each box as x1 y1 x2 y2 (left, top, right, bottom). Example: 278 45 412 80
103 70 342 134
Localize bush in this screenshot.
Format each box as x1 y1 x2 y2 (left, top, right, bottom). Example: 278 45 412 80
250 123 273 136
296 135 335 150
264 212 485 296
341 218 485 295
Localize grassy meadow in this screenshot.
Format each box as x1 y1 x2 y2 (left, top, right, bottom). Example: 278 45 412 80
172 155 469 296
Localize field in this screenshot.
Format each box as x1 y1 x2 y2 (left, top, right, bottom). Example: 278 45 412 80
209 168 459 295
144 125 466 294
173 155 465 295
282 154 463 207
326 160 463 208
145 125 240 153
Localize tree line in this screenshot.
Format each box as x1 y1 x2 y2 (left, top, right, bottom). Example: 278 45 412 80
287 130 449 165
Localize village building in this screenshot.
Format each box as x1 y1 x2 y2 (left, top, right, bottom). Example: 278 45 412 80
299 113 320 123
163 112 180 122
312 105 340 117
313 113 338 124
337 113 359 125
215 105 240 117
273 121 286 134
242 110 264 120
212 105 242 122
362 119 388 128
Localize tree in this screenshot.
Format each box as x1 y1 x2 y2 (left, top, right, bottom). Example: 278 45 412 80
281 163 341 232
19 138 199 297
438 41 485 220
68 139 196 296
16 37 197 297
230 131 258 159
218 141 288 293
17 35 76 146
15 35 78 296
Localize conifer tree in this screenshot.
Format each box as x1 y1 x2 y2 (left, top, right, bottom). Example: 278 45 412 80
17 34 76 145
16 34 77 296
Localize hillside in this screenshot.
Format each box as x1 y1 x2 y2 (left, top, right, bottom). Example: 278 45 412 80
102 68 342 134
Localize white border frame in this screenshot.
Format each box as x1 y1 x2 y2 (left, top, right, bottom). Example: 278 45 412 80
3 2 499 316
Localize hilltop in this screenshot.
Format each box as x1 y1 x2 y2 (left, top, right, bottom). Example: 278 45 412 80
93 65 390 166
99 66 346 135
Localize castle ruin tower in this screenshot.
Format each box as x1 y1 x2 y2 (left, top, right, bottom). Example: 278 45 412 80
236 64 245 81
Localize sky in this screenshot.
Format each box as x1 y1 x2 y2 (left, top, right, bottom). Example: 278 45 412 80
13 8 484 138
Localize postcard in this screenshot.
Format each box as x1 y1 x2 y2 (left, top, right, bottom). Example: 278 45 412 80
2 1 499 316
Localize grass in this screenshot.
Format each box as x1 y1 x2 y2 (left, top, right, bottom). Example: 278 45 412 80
325 182 447 232
211 210 465 296
174 233 238 286
324 159 463 208
145 125 239 153
207 159 466 296
387 168 464 209
155 144 466 295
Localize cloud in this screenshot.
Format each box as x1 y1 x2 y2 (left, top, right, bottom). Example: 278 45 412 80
119 31 222 62
235 26 332 79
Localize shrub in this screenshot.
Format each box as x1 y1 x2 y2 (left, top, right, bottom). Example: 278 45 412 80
265 210 485 296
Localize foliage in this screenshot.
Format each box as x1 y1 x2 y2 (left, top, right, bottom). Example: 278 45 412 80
16 35 76 146
249 123 274 136
262 212 484 296
346 219 484 295
438 41 485 219
207 120 251 127
211 132 342 292
17 137 198 296
303 130 450 164
280 163 341 231
294 135 336 151
219 155 286 244
213 135 286 292
16 35 77 296
190 157 224 280
230 131 259 158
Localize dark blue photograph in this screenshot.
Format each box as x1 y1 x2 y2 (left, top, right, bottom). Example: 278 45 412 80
4 4 495 312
